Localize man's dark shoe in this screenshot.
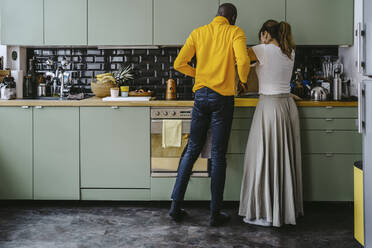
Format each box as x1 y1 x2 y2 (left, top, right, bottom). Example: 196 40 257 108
169 208 188 222
210 211 231 227
169 200 187 222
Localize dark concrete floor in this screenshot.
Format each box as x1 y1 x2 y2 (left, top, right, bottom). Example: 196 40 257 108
0 201 360 248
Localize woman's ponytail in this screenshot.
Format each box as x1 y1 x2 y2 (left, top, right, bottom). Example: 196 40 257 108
278 22 295 60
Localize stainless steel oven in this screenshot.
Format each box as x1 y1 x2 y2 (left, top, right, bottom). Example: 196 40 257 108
150 107 209 177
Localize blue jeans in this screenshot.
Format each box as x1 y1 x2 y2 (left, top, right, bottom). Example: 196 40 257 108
171 87 234 212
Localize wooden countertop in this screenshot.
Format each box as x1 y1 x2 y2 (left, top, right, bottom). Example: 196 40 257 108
0 97 358 107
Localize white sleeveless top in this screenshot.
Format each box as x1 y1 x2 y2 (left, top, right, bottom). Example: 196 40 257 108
252 44 295 95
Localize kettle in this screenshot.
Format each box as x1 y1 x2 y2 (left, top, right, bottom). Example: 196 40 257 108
311 86 328 101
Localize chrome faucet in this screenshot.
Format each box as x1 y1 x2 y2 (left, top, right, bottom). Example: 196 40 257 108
45 57 71 98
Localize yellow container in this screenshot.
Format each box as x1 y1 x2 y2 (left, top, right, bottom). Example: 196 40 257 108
120 86 129 92
354 161 364 246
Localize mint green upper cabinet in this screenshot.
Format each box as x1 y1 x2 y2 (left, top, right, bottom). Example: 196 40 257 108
1 0 43 45
0 107 33 200
286 0 354 45
154 0 219 45
88 0 152 45
221 0 285 45
33 107 80 200
80 107 150 188
44 0 87 45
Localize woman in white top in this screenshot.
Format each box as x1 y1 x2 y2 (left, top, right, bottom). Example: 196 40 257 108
239 20 304 227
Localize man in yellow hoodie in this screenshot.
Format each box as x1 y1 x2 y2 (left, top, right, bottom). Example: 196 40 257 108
170 3 250 226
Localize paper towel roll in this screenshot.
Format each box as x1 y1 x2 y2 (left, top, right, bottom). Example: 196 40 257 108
11 70 24 99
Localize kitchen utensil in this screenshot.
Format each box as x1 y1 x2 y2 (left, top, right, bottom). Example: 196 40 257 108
11 70 24 99
1 76 17 100
332 59 344 78
342 79 350 98
311 86 328 101
166 79 176 100
333 70 342 101
322 56 333 79
37 83 47 97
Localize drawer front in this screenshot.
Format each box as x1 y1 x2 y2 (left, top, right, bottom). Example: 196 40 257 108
81 189 150 201
232 118 252 130
233 108 255 118
227 130 249 154
301 131 362 154
300 118 357 130
303 154 361 201
151 177 211 200
299 107 357 118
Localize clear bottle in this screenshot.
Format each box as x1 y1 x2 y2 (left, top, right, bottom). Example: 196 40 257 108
24 59 36 98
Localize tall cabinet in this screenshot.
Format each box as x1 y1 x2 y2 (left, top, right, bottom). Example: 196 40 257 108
154 0 219 45
0 107 33 200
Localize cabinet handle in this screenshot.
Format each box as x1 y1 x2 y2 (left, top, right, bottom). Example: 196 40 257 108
325 118 333 121
325 153 334 158
21 106 30 109
325 130 334 133
35 106 43 109
111 106 119 109
325 106 333 109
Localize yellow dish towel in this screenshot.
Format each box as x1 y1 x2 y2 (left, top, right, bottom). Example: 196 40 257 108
162 120 182 148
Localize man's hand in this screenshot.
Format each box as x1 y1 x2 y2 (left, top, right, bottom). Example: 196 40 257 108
237 81 248 96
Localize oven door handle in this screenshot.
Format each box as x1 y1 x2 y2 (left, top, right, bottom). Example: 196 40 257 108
151 119 192 134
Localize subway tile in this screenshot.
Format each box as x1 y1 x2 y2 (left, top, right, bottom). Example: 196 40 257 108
87 63 101 70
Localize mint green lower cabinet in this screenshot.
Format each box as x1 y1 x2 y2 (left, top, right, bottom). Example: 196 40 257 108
224 155 245 201
80 107 150 189
0 107 33 199
299 107 357 119
151 177 211 200
33 107 80 200
234 108 255 118
303 154 361 201
231 118 252 130
81 189 150 201
227 130 249 154
300 118 358 130
301 130 362 154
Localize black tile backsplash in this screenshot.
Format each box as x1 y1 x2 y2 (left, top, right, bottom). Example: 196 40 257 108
27 46 338 100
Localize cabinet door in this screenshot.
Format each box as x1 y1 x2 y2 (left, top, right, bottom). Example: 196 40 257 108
1 0 43 45
0 107 33 199
44 0 87 45
33 107 80 200
154 0 219 45
224 154 244 201
88 0 152 45
80 107 150 188
303 154 361 201
221 0 285 45
286 0 354 45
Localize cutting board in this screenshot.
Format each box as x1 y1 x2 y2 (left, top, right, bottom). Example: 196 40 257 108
102 97 152 102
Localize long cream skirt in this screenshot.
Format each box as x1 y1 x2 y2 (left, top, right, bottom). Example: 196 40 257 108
238 94 304 227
